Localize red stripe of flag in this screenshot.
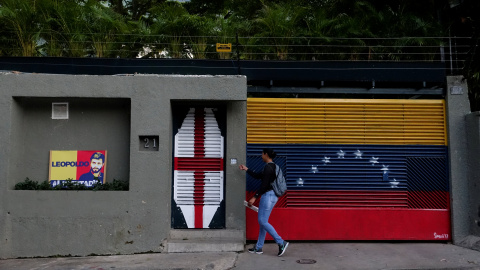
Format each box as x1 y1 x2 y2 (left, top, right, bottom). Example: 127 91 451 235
194 172 205 228
174 157 224 171
194 108 205 228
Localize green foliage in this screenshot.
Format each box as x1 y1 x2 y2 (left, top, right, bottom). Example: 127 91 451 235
0 0 44 56
14 178 43 190
148 1 192 58
14 178 129 191
465 35 480 111
253 2 305 60
460 0 480 111
0 0 449 60
0 0 477 108
103 0 167 20
91 178 129 191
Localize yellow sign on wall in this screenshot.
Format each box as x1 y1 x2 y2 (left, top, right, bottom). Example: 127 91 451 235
216 43 232 52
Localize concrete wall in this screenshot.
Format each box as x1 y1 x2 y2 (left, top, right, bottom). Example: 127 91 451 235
0 73 247 258
465 111 480 250
447 76 480 251
446 76 471 243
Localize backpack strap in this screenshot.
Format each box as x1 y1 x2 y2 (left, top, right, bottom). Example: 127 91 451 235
275 164 280 180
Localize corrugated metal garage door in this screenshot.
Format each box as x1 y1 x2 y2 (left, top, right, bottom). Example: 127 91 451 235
246 98 450 240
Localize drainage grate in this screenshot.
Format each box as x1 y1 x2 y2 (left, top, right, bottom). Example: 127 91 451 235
297 259 316 264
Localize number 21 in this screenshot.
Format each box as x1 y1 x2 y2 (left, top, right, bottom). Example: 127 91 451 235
144 138 157 148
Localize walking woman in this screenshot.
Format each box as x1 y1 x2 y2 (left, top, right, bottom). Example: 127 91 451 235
239 148 289 256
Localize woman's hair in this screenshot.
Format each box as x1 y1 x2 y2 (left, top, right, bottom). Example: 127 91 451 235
262 148 277 159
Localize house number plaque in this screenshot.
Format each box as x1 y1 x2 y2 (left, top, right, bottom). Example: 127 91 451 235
139 136 159 151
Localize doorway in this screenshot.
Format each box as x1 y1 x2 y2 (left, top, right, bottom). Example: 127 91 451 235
171 106 226 228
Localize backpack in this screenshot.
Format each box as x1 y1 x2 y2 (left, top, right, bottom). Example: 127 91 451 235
271 164 287 197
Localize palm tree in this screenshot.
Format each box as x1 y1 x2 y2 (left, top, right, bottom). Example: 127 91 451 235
390 13 443 61
0 12 14 56
149 2 191 58
37 0 81 57
464 27 480 111
0 0 44 56
304 8 348 60
84 0 129 58
185 15 212 59
254 2 305 60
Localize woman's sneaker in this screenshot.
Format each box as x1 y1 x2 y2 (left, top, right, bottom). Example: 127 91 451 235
248 246 263 254
278 241 289 256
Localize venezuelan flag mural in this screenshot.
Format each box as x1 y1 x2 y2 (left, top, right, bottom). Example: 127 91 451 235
49 150 107 187
246 98 450 240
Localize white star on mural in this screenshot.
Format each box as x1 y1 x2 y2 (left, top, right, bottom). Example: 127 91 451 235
311 165 319 173
322 156 331 165
381 164 389 174
389 178 399 188
296 178 304 187
354 150 363 159
369 157 379 165
337 149 345 158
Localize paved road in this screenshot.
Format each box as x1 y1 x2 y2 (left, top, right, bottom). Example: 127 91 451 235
1 242 480 270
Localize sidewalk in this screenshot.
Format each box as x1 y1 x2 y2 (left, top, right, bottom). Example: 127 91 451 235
236 242 480 270
1 242 480 270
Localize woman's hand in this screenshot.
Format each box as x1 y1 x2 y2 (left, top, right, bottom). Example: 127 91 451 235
239 164 248 171
248 197 256 207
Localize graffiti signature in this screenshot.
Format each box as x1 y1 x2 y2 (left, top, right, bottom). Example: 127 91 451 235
434 232 449 239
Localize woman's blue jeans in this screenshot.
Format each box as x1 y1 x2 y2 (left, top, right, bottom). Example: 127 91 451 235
256 190 283 249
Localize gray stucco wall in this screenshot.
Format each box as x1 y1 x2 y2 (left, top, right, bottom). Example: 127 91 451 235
0 73 247 258
446 76 480 251
446 76 471 244
466 112 480 240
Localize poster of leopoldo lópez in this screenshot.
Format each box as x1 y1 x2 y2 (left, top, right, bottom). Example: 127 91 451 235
49 150 107 187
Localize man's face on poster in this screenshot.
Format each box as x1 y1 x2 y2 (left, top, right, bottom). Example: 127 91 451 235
90 158 104 174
